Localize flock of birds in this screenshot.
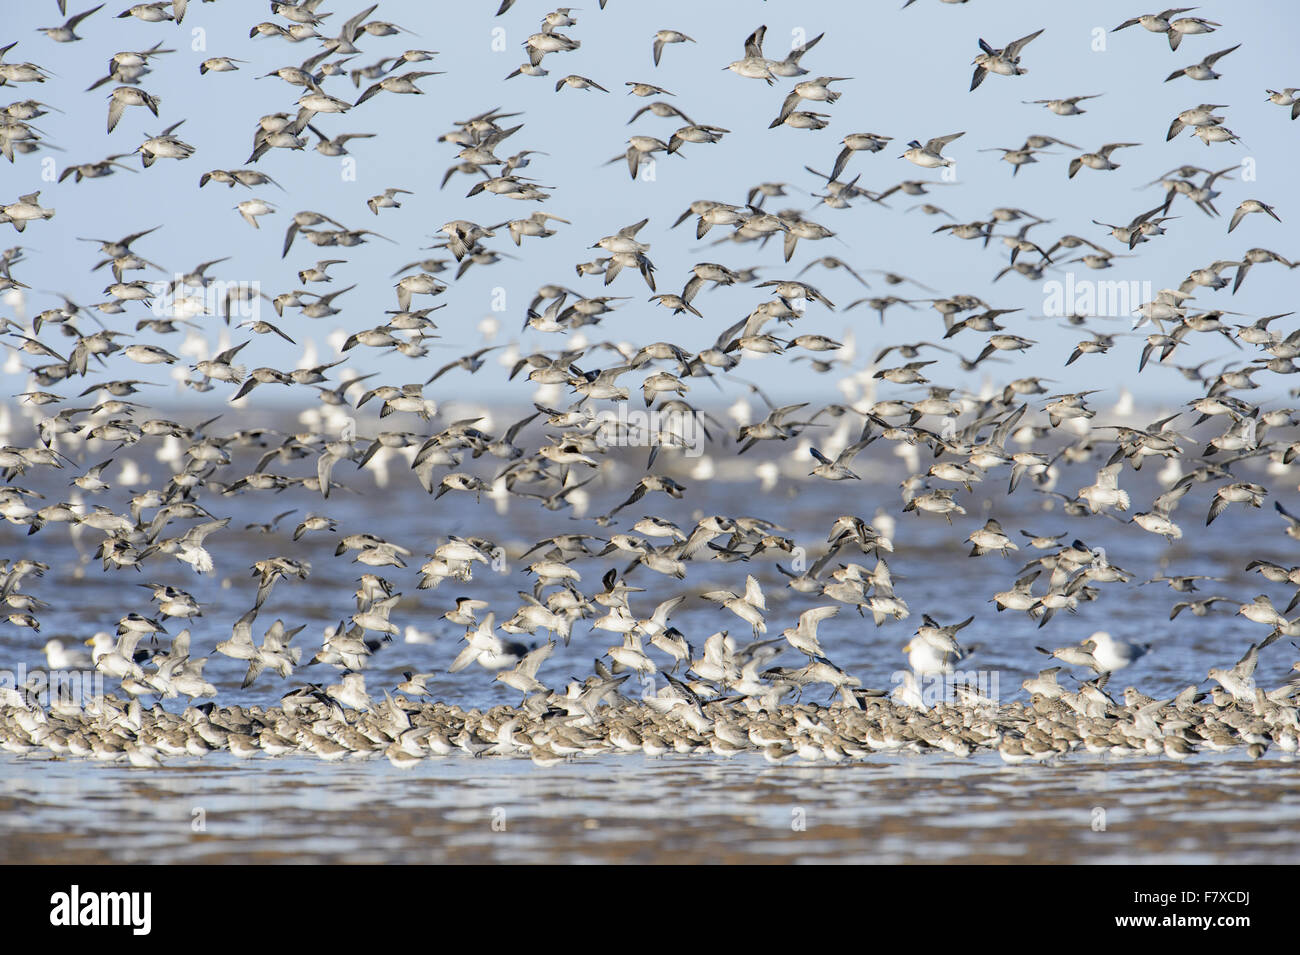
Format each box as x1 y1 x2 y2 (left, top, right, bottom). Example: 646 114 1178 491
2 1 1300 767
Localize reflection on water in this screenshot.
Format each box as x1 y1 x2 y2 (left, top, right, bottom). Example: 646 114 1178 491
4 750 1299 863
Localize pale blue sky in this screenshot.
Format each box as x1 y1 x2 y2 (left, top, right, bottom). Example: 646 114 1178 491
3 0 1297 407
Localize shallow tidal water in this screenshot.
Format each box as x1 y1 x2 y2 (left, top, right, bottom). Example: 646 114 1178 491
5 750 1299 864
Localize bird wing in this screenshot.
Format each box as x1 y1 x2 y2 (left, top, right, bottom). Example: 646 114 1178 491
924 131 964 152
1005 28 1045 59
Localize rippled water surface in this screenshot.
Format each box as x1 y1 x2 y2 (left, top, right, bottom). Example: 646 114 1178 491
5 751 1299 864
